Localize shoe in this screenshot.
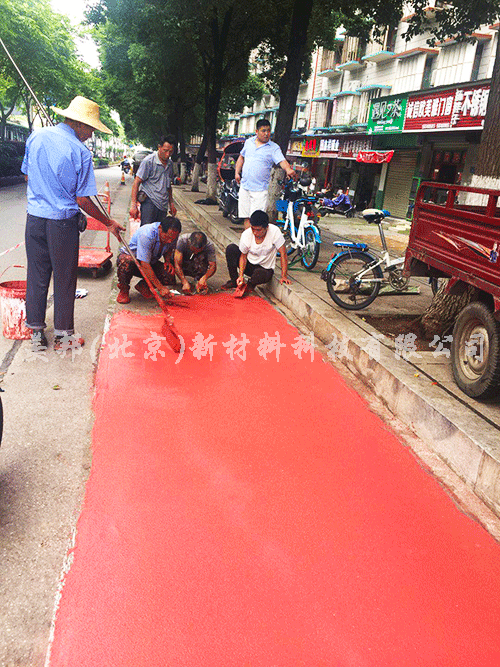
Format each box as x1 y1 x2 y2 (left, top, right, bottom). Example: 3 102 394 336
220 280 237 291
54 335 85 351
135 280 153 299
117 286 131 304
31 330 48 352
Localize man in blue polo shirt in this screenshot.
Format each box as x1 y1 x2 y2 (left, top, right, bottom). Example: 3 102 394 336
116 216 181 303
235 119 295 228
21 96 124 352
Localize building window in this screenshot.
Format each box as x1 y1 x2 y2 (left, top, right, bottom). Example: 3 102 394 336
471 42 484 82
421 55 436 89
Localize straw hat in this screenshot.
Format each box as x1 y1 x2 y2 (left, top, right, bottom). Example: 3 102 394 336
51 96 112 134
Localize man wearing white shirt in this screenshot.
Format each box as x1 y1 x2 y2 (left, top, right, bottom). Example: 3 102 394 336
221 210 291 294
235 119 295 228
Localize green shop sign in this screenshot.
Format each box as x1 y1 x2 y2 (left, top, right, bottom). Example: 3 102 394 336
367 96 408 134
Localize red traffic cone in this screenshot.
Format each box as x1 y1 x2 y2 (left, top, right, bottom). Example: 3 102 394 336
120 171 125 186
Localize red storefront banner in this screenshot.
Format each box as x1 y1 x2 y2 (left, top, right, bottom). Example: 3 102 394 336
356 150 394 164
403 84 490 132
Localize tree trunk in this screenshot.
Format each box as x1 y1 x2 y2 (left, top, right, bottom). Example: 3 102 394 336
191 135 207 192
470 32 500 190
205 107 219 203
191 162 202 192
416 283 480 339
0 94 18 141
267 166 285 221
415 34 500 336
267 0 314 215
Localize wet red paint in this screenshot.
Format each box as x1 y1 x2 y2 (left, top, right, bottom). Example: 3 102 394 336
49 296 500 666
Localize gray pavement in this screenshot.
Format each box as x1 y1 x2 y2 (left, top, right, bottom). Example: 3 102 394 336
172 181 500 524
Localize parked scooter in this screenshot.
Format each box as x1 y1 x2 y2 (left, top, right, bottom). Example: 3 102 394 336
217 139 244 224
217 178 240 224
318 190 355 218
120 157 131 174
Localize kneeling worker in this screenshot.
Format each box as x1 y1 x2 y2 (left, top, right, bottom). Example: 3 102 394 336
116 216 181 303
174 231 217 294
222 209 291 295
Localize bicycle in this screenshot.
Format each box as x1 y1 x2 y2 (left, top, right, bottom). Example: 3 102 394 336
321 208 409 310
275 176 321 270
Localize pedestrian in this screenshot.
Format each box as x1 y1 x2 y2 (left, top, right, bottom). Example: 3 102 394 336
130 135 177 227
174 231 217 294
116 216 181 304
221 209 291 295
21 95 124 352
234 119 296 228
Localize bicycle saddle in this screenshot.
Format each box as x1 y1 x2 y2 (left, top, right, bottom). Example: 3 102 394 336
362 208 390 224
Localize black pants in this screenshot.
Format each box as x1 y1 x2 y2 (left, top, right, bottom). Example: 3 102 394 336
182 256 209 280
139 196 167 227
225 243 274 286
25 213 79 336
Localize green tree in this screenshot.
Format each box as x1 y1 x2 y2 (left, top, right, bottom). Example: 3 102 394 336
0 0 101 137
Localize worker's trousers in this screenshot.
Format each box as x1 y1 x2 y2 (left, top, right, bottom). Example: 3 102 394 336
25 213 79 336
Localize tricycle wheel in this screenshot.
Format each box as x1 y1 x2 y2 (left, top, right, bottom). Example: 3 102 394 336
451 302 500 399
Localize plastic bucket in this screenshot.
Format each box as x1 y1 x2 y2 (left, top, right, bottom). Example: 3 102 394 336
0 280 31 340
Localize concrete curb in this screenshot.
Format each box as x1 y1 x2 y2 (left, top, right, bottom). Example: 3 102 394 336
175 186 500 519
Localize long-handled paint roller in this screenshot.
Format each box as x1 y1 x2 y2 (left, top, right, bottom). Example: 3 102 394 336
117 232 182 353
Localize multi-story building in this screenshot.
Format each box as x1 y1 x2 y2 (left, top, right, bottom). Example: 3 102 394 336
222 1 498 219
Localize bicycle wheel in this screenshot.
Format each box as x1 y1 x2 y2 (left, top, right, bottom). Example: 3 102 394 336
275 219 296 257
326 251 383 310
300 226 320 270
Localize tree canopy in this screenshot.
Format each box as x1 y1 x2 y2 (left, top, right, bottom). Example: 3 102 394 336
0 0 118 139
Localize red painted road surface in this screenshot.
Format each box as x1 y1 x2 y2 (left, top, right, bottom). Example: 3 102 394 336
48 296 500 666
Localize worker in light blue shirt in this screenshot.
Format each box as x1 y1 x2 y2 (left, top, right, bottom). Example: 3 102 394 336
21 96 124 351
116 217 181 304
234 119 296 228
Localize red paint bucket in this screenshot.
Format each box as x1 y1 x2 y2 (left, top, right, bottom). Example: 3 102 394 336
0 280 31 340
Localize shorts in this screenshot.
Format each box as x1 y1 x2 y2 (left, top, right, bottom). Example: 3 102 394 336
238 188 268 219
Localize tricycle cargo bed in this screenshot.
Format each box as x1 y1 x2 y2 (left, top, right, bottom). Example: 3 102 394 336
404 182 500 298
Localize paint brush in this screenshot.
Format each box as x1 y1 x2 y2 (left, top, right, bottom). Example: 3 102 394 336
117 232 182 353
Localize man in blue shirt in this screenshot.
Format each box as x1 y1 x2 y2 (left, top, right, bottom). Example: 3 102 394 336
116 216 181 304
235 119 295 228
21 96 124 351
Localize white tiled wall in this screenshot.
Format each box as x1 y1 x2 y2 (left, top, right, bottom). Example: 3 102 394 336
223 18 497 136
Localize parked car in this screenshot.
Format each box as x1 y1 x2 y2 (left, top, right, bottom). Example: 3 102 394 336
132 148 153 176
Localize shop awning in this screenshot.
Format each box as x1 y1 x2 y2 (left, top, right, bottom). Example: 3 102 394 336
356 150 394 164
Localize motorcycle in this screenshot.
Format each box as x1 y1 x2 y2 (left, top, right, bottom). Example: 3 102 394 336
217 177 240 224
217 140 244 224
318 191 355 218
120 159 131 174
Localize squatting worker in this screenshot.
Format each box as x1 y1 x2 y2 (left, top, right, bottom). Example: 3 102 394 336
116 216 181 304
235 119 296 229
21 95 124 352
221 209 291 295
130 135 177 226
174 231 217 294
